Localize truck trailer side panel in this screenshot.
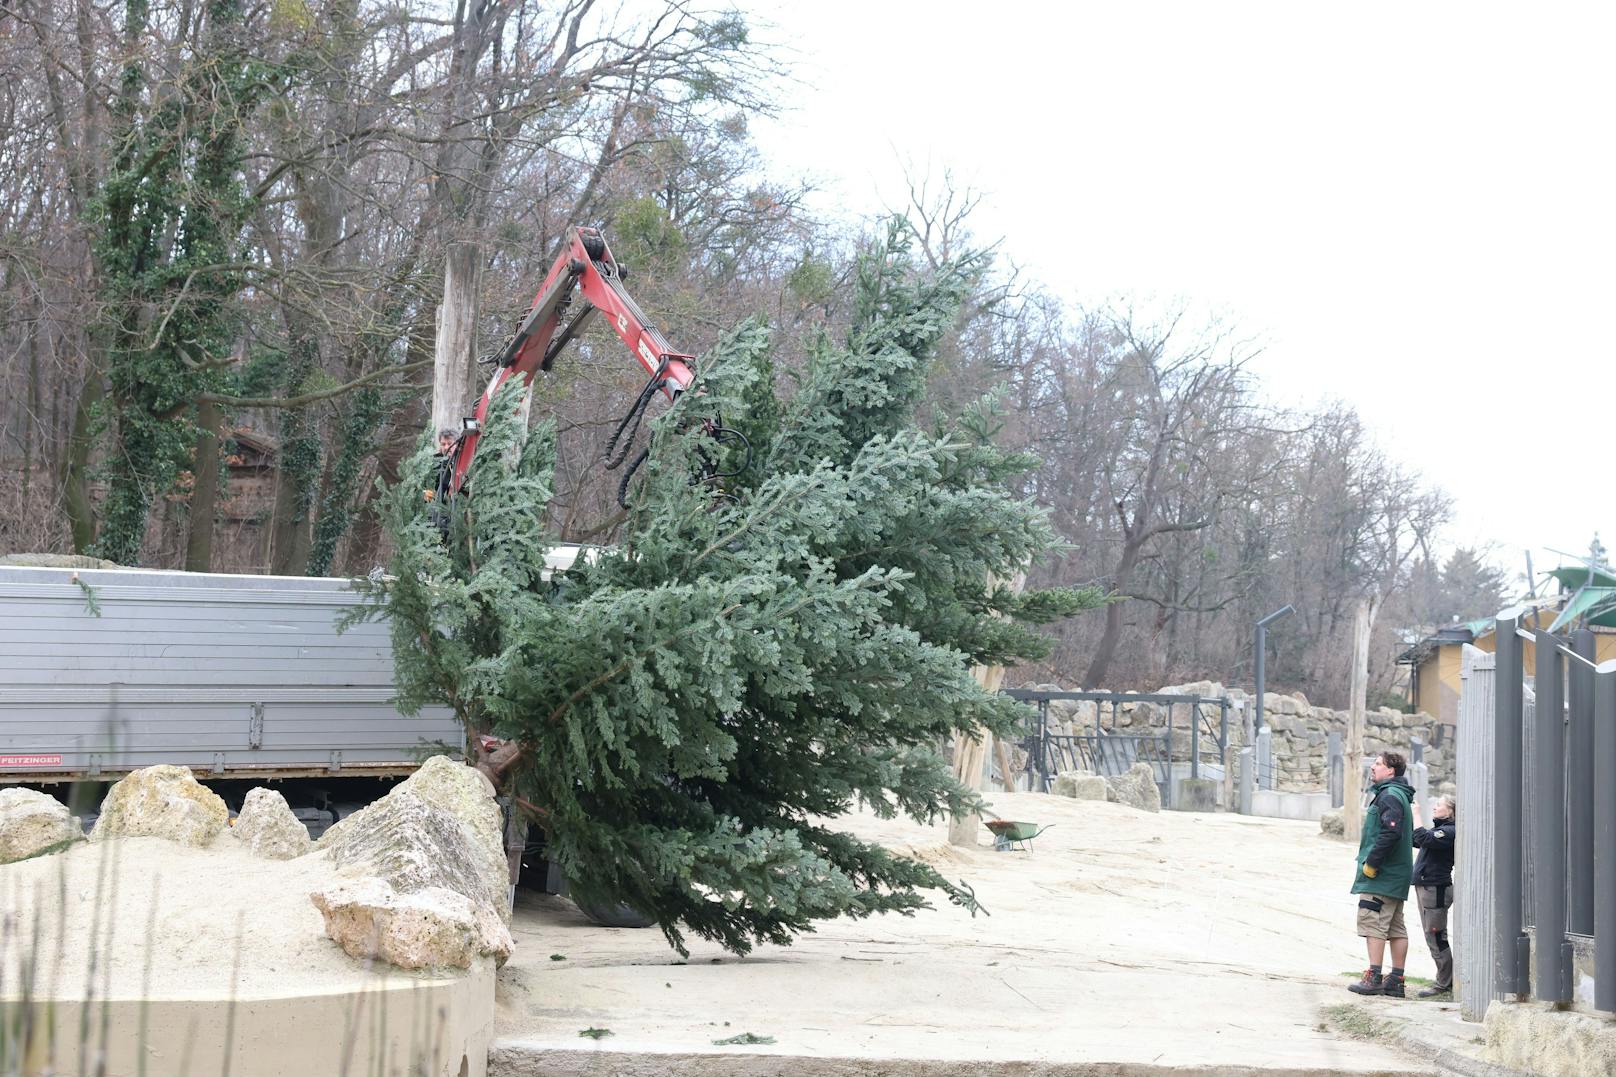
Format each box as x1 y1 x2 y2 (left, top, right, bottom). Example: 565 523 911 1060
0 566 462 781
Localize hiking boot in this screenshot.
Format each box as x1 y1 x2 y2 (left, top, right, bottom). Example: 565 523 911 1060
1381 973 1406 998
1417 984 1452 999
1347 968 1384 995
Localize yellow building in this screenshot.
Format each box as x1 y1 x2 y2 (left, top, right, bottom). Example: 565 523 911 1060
1399 605 1616 727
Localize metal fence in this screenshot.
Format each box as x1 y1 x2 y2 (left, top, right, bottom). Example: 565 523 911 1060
1465 609 1615 1018
1000 689 1231 809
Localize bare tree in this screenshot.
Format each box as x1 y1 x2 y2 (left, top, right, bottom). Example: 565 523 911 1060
1079 311 1254 688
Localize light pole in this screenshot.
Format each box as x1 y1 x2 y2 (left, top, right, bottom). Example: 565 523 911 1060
1254 604 1295 735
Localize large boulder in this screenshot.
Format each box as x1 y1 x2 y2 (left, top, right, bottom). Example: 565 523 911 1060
1320 808 1345 838
91 765 227 846
1104 763 1162 813
0 788 84 863
308 753 497 912
232 787 310 860
311 878 513 971
1070 775 1108 801
318 756 506 911
1050 770 1088 797
312 756 511 970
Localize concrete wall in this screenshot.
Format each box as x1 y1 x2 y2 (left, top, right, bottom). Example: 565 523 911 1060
8 963 494 1077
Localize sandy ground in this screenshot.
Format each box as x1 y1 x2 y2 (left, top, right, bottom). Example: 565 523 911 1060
494 794 1449 1074
0 833 442 999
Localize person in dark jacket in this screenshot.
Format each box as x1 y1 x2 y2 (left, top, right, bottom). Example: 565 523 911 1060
1348 751 1415 997
1411 793 1456 997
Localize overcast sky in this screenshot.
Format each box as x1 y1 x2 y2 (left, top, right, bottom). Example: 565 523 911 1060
741 0 1614 591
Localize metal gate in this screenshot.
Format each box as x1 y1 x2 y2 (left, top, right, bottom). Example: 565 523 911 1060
1001 688 1231 808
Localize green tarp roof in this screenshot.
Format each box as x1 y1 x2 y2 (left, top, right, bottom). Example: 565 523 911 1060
1547 564 1616 590
1548 585 1616 632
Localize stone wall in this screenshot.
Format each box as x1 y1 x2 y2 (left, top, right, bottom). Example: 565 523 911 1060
1018 681 1451 793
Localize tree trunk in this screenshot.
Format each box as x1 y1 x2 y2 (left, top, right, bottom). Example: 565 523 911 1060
185 399 222 572
22 328 39 505
268 456 316 576
1342 597 1373 843
432 240 483 438
1082 541 1143 688
268 337 319 576
346 313 435 570
62 368 103 554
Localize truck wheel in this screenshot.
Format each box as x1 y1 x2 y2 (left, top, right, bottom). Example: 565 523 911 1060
573 897 654 929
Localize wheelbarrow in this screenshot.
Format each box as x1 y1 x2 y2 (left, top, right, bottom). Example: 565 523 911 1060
984 819 1054 853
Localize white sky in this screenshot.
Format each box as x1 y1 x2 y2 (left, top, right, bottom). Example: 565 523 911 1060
742 0 1615 592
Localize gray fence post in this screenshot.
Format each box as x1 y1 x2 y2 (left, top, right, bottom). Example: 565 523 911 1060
1494 610 1528 997
1457 645 1498 1022
1595 660 1616 1015
1568 629 1596 935
1256 726 1273 791
1190 702 1201 781
1327 731 1344 809
1409 760 1429 816
1238 747 1254 815
1533 628 1571 1003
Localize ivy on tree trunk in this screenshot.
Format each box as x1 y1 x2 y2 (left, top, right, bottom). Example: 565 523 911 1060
90 0 264 564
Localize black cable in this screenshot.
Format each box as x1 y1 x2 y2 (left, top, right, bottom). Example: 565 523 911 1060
616 447 649 509
604 359 670 471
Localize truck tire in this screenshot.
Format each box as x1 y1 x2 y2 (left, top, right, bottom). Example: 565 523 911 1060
572 896 654 929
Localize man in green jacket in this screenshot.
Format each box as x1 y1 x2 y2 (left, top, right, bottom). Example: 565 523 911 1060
1347 751 1415 998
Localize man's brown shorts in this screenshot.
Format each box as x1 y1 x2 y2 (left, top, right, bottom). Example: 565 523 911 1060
1355 894 1407 940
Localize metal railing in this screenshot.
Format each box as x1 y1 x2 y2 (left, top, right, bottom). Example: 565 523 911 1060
1000 689 1231 808
1487 610 1614 1013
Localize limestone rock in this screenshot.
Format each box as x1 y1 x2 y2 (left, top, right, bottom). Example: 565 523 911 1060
1104 763 1161 813
0 788 83 863
311 877 513 970
91 765 227 846
1485 1000 1616 1077
323 789 504 910
1050 770 1088 797
232 787 310 860
1070 775 1109 801
1320 808 1345 838
318 757 509 939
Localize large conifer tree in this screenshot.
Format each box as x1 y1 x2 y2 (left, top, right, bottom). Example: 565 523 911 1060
370 223 1102 954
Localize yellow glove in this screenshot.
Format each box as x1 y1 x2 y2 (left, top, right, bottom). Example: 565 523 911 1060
1361 864 1378 879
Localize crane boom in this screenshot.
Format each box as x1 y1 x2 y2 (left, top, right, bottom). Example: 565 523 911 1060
446 226 696 495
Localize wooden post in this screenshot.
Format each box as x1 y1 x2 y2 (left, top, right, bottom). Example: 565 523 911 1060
994 738 1017 792
949 661 1005 846
1342 597 1372 843
949 574 1024 847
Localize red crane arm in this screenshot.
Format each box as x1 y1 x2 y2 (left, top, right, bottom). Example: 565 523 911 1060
447 226 695 493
